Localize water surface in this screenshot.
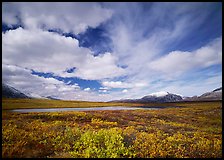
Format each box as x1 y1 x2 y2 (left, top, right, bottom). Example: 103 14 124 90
11 106 161 113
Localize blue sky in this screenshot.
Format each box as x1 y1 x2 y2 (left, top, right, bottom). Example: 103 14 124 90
2 2 222 101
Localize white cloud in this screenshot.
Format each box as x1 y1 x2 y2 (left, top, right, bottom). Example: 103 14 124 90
134 82 148 88
100 3 221 86
3 28 125 80
122 89 128 93
72 53 125 80
3 28 82 73
2 64 116 101
99 87 108 93
101 81 131 88
84 88 91 91
149 37 222 76
3 2 113 34
101 80 148 89
99 87 109 90
99 89 107 93
103 2 210 78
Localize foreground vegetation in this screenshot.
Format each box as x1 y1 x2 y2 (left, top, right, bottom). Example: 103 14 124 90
2 98 141 110
2 98 196 110
2 100 222 158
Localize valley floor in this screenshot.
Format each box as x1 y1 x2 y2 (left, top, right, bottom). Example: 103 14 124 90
2 100 222 158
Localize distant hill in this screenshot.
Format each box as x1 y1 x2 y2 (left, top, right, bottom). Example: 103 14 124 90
184 87 222 101
110 91 183 103
2 83 30 99
111 87 222 103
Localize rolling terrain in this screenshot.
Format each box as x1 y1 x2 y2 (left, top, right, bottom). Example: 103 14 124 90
2 98 222 158
2 84 222 158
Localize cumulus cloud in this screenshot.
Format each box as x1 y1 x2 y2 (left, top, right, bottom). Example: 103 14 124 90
72 53 125 80
84 88 91 91
3 2 113 34
3 28 81 73
149 37 222 75
101 81 148 89
102 81 131 88
2 28 125 80
102 2 214 77
97 2 221 99
100 3 222 83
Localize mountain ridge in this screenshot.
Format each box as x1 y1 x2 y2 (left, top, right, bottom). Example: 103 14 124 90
110 88 222 103
110 91 183 103
2 83 30 99
184 87 222 101
3 83 222 102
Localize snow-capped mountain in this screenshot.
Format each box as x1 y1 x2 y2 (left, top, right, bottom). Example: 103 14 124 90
2 83 30 98
141 91 183 103
110 91 183 103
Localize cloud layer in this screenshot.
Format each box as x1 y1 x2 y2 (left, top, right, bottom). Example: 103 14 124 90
3 28 124 80
3 2 113 34
149 37 222 76
3 64 116 101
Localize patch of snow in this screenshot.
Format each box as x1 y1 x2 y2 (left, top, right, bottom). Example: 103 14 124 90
173 93 183 97
149 91 168 97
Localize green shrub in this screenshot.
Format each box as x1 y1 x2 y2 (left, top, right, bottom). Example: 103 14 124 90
70 127 133 158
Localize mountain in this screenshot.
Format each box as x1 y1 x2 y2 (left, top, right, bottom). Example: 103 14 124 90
141 91 182 103
199 87 222 100
2 83 30 99
212 87 222 92
110 91 183 103
2 83 62 100
184 87 222 101
112 87 222 103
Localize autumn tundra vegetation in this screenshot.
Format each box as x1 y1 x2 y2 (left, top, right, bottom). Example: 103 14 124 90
2 99 222 158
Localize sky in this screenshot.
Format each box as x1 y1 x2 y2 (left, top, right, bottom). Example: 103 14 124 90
2 2 222 101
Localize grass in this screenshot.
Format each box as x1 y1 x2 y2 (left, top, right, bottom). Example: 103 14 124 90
2 98 198 110
2 99 222 158
2 98 143 110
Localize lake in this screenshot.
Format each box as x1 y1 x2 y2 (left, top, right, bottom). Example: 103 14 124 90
10 106 163 113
